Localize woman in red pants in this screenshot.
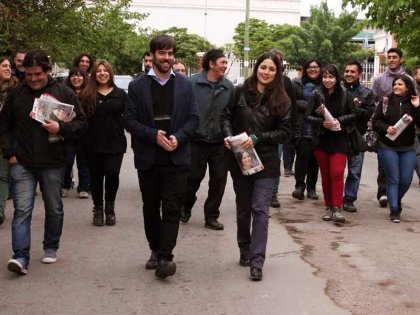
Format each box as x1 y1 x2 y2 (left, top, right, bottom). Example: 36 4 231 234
305 64 357 223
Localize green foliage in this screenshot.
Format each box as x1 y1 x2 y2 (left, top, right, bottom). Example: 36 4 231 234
0 0 148 74
233 1 372 71
343 0 419 65
154 27 214 67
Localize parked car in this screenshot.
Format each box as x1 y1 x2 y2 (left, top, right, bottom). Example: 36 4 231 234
53 72 69 83
114 75 134 93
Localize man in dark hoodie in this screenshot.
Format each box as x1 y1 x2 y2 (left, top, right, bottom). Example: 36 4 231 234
0 50 87 276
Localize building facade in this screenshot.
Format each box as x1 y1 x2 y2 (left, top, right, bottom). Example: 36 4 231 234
130 0 301 46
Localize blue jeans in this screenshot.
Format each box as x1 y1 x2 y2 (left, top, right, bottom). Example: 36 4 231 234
273 144 283 195
344 152 365 201
10 164 65 265
0 153 9 217
377 148 416 213
64 144 90 192
282 144 296 171
232 175 274 269
415 135 420 179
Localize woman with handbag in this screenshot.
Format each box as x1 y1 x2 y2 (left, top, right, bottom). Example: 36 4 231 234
221 52 291 281
372 75 420 222
305 64 357 223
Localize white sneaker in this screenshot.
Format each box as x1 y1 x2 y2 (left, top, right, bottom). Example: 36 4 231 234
379 195 388 207
78 191 89 199
42 249 57 264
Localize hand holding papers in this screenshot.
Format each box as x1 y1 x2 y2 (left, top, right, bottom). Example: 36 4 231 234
31 93 75 143
315 104 341 131
228 132 264 176
386 114 413 141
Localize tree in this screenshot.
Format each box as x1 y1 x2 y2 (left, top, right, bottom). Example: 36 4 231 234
0 0 147 73
154 27 214 67
280 1 371 70
343 0 419 66
232 1 372 71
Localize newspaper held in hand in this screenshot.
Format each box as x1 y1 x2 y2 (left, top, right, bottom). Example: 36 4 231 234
386 114 413 141
229 132 264 176
315 104 341 131
31 93 76 143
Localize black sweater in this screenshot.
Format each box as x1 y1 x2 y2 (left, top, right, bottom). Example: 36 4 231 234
373 94 420 150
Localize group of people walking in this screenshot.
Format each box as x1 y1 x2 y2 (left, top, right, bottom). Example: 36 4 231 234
1 35 419 283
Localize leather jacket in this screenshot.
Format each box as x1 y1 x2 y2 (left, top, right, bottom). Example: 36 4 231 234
221 83 291 177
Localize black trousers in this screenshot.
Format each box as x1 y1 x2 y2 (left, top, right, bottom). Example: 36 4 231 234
183 142 228 220
89 152 124 206
138 166 188 260
294 138 319 191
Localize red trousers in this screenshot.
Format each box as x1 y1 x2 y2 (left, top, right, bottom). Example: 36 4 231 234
313 148 347 208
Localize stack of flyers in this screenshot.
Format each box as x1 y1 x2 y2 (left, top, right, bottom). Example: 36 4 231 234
31 93 75 124
229 132 264 176
315 104 341 131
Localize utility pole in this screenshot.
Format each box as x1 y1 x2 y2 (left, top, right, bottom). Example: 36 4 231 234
243 0 250 78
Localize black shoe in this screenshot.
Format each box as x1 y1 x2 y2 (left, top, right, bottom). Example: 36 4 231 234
205 219 224 230
239 254 250 267
0 213 4 225
292 187 305 200
105 202 116 226
284 169 294 177
270 195 281 208
250 267 262 281
343 199 357 212
92 205 104 226
145 251 158 270
180 207 191 223
379 196 388 207
155 259 176 279
306 189 319 200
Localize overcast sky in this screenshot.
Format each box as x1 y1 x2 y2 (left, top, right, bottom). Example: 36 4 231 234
300 0 363 17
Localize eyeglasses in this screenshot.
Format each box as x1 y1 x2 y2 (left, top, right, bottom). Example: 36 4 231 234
308 66 320 70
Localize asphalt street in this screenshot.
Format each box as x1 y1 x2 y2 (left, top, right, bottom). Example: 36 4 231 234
0 147 419 315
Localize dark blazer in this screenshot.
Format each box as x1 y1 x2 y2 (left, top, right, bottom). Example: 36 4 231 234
123 73 200 170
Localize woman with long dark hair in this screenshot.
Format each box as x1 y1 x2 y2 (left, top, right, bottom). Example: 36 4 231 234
373 75 420 222
221 52 291 281
305 64 357 223
0 57 18 225
80 60 127 226
62 67 90 198
291 58 322 201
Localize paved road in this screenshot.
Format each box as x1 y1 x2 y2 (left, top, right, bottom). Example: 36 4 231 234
0 148 419 315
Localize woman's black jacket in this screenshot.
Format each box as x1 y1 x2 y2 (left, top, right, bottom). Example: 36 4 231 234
220 84 291 178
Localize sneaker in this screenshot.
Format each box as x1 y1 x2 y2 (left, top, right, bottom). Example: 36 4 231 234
389 212 400 223
379 195 388 207
292 187 305 200
78 191 89 199
306 189 319 200
204 219 224 230
343 199 357 212
155 259 176 279
332 208 345 223
145 251 158 270
284 169 294 177
270 195 281 208
239 254 250 267
180 207 191 223
7 258 28 275
62 189 69 198
42 249 57 264
250 267 263 281
322 207 333 221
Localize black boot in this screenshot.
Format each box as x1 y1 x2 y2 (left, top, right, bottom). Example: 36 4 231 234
92 204 104 226
292 186 305 200
105 201 116 226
